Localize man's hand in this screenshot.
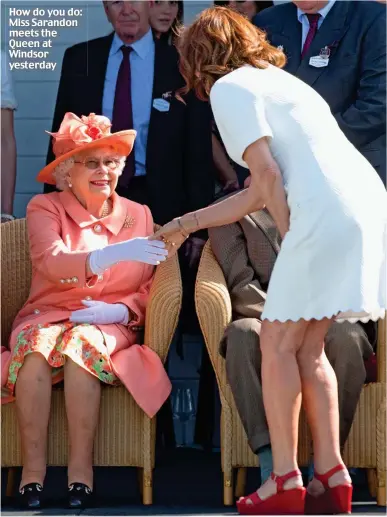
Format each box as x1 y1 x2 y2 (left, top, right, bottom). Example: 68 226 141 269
223 179 240 193
1 214 15 223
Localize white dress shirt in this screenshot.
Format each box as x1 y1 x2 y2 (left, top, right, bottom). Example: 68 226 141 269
297 1 337 49
102 30 155 177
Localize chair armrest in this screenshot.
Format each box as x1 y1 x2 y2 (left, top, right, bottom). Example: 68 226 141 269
1 218 31 346
144 253 182 362
195 240 233 402
377 312 386 383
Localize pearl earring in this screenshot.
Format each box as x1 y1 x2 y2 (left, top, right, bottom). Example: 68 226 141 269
68 180 72 188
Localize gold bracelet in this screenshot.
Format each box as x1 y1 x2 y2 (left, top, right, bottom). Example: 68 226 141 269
177 218 189 238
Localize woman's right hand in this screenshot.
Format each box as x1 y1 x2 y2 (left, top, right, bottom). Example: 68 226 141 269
150 219 189 258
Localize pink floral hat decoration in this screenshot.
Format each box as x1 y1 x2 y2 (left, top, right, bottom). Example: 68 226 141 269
37 112 136 185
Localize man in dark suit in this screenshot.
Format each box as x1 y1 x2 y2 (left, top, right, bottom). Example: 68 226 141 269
253 1 386 183
46 1 214 230
209 204 373 483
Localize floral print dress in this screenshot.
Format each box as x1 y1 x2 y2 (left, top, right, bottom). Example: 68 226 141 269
4 321 120 399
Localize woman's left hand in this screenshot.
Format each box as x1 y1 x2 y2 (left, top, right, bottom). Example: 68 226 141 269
70 300 129 325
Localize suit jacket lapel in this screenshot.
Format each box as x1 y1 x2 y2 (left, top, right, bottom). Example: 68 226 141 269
281 14 303 75
146 40 164 168
271 4 302 75
296 1 352 86
146 40 181 168
150 39 165 101
89 32 114 113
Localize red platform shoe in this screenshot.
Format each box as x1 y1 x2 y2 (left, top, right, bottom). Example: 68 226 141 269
305 464 352 515
237 469 306 515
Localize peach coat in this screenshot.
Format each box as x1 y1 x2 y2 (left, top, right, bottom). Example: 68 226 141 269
1 191 172 417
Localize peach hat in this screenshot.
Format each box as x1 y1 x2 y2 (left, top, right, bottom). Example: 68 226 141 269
37 112 136 185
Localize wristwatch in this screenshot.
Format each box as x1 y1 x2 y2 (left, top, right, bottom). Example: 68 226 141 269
1 214 15 222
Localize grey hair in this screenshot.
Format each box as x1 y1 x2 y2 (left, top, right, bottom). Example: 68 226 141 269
53 157 75 191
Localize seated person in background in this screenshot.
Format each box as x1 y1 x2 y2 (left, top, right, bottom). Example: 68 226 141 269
209 203 373 486
1 50 17 222
149 0 183 44
0 112 169 510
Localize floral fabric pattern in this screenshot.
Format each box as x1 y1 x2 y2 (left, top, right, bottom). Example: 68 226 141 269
5 321 119 397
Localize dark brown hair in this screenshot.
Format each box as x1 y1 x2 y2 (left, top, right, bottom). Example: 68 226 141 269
160 1 184 45
214 1 273 17
177 6 286 101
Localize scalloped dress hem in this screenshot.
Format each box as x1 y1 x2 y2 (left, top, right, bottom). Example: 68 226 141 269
261 307 386 324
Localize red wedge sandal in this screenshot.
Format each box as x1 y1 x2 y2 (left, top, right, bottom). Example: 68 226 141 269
305 464 352 515
237 469 306 515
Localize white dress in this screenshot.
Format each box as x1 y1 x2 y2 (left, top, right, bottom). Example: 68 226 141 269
210 65 387 323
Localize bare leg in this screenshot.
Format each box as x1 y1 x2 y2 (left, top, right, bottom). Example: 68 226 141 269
64 358 101 488
297 319 351 495
245 319 308 503
15 353 52 488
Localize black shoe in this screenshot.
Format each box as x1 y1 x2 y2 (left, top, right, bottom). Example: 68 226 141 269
19 483 43 509
68 482 93 509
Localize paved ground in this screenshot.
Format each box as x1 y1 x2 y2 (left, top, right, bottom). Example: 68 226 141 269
2 449 386 515
1 504 385 516
2 502 387 516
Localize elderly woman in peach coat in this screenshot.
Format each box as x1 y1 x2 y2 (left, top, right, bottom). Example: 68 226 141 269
1 113 170 509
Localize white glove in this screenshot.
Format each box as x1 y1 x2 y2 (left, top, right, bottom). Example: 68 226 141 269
89 237 168 275
69 300 130 325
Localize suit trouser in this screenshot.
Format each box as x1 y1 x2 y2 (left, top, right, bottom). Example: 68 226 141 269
219 318 373 454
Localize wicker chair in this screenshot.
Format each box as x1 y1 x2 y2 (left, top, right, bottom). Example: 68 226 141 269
195 240 387 507
1 218 182 505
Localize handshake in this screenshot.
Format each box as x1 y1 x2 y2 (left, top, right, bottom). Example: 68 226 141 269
73 216 200 326
89 236 168 274
88 217 196 275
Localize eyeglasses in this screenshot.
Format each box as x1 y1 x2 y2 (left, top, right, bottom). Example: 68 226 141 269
74 157 123 171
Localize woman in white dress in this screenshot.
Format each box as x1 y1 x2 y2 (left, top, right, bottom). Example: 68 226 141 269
153 7 387 515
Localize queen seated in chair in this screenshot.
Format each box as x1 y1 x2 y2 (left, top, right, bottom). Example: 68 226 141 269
1 113 170 509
